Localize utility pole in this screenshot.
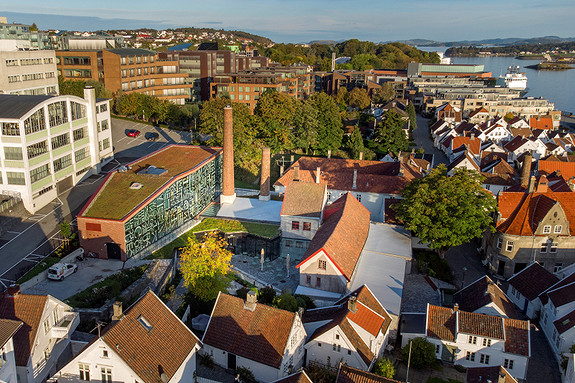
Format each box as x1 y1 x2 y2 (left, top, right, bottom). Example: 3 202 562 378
406 340 412 383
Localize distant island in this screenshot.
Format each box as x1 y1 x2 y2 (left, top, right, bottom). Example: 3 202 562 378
525 62 573 70
444 41 575 57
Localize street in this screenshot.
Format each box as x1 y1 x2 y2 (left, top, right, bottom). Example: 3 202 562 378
412 113 449 165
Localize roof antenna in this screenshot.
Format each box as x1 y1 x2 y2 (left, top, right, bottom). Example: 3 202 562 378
89 321 106 338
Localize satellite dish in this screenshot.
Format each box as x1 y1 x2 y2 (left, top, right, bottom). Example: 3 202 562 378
160 373 168 383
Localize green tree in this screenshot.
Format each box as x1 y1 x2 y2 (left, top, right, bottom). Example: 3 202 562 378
373 357 395 379
348 88 371 110
406 102 418 131
308 92 343 154
371 83 395 104
30 23 38 31
292 99 320 154
370 109 409 155
346 126 365 159
58 77 113 102
393 165 497 258
504 112 515 122
254 90 297 127
274 292 299 312
334 87 349 108
401 338 436 370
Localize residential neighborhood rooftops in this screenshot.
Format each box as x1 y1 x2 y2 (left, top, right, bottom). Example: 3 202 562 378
281 182 326 218
0 318 23 349
453 276 518 318
466 366 517 383
336 364 404 383
202 292 297 369
272 371 313 383
508 262 559 301
80 145 222 220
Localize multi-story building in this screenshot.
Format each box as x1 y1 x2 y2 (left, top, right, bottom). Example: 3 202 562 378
77 144 222 261
158 49 269 102
209 66 313 111
56 48 190 104
0 87 113 213
0 17 52 51
0 50 58 95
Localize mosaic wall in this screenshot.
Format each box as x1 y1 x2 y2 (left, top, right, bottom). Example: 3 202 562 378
124 155 222 257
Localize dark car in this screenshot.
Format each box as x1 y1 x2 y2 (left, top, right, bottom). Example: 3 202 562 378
126 129 140 137
146 132 159 141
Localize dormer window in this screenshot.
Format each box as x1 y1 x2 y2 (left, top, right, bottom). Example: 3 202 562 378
543 225 551 234
554 225 562 234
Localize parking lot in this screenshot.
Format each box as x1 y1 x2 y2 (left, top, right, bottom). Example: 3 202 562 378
111 118 193 160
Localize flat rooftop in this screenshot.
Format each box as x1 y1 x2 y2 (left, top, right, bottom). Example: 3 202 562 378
81 145 221 220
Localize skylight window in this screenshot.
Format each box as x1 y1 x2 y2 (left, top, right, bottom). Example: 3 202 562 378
138 315 152 331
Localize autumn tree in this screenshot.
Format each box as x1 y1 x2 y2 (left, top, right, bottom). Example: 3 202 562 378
393 165 498 258
373 357 395 379
370 109 409 155
180 232 233 301
334 87 349 108
308 92 343 154
348 88 371 110
371 83 395 105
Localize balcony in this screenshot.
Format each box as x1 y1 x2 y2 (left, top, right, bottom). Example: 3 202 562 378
50 313 78 338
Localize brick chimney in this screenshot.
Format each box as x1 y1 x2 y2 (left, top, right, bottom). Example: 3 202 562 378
244 290 257 311
528 176 536 193
259 147 271 201
347 296 357 313
316 167 321 183
293 165 300 182
453 303 459 312
221 106 236 204
536 175 549 193
112 301 123 320
6 284 20 298
521 152 533 188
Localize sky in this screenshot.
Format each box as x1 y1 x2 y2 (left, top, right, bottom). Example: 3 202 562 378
2 0 574 43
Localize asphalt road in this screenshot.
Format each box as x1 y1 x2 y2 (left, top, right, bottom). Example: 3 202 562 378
412 114 449 166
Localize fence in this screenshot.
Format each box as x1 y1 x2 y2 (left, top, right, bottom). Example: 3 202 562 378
0 195 21 214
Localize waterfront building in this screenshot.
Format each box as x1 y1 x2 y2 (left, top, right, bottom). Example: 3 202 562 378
0 87 112 213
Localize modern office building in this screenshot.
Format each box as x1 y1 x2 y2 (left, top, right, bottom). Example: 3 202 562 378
56 48 190 104
0 87 113 213
0 50 58 95
77 145 223 261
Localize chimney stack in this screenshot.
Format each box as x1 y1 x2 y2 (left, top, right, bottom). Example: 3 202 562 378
359 152 364 161
6 284 20 298
528 176 536 193
521 152 533 188
293 165 300 182
453 303 459 312
259 147 271 201
112 301 123 320
327 150 331 158
316 167 321 183
352 169 357 189
221 106 236 204
536 175 549 193
244 290 257 311
348 296 357 313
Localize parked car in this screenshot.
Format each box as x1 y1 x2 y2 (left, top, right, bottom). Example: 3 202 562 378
126 129 140 137
47 263 78 281
146 132 159 141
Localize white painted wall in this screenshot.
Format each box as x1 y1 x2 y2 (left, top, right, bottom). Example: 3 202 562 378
299 251 348 294
0 336 18 383
304 327 368 370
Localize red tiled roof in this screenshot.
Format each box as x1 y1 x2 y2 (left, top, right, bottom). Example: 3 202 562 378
508 262 559 301
469 107 489 118
0 293 48 366
539 160 575 181
458 311 505 340
274 157 422 195
0 318 22 349
281 182 326 218
504 318 530 356
203 293 296 369
101 291 200 383
530 116 554 130
453 276 518 318
297 193 370 280
426 305 456 342
273 371 313 383
336 364 404 383
451 137 480 155
466 366 517 383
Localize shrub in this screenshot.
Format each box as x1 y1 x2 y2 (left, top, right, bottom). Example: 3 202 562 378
236 287 250 299
258 286 277 304
401 337 436 370
274 292 299 312
236 367 257 383
373 357 395 378
454 364 466 373
199 353 214 368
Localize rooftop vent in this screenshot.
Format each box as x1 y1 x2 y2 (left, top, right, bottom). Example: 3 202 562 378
137 165 168 176
118 166 128 173
130 182 143 190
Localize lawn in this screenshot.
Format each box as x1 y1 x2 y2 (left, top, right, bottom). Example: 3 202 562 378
65 265 148 308
17 256 61 284
150 218 280 259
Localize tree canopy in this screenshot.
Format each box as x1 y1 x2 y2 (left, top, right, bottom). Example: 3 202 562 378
401 338 436 370
370 109 409 155
393 165 498 256
348 88 371 110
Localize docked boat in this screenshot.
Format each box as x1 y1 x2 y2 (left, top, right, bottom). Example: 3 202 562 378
501 66 527 90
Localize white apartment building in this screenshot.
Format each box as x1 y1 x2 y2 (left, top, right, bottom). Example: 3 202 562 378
0 87 113 213
0 50 59 96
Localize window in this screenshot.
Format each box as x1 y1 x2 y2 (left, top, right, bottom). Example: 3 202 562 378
47 101 68 127
318 342 321 347
24 109 46 134
30 164 50 183
482 338 491 347
99 104 108 113
4 147 23 160
468 335 477 344
102 138 110 150
51 133 70 150
316 277 321 288
479 354 490 364
466 352 475 361
496 237 503 249
285 240 292 248
53 155 72 172
550 243 558 254
540 242 548 253
504 359 514 370
543 225 551 234
2 122 20 136
318 260 327 270
79 363 90 380
335 334 340 340
75 147 88 162
291 221 300 230
43 318 50 334
306 275 311 284
7 172 25 185
295 241 304 248
506 241 514 252
100 119 109 131
27 141 48 159
73 128 86 141
554 263 563 273
435 344 441 354
303 222 311 231
138 315 152 331
71 102 86 120
554 225 562 234
101 367 112 383
355 194 361 202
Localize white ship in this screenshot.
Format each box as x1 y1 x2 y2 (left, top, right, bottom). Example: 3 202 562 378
502 66 527 90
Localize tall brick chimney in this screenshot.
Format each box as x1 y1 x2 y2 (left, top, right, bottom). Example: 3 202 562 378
521 152 533 188
221 106 236 204
259 147 271 201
